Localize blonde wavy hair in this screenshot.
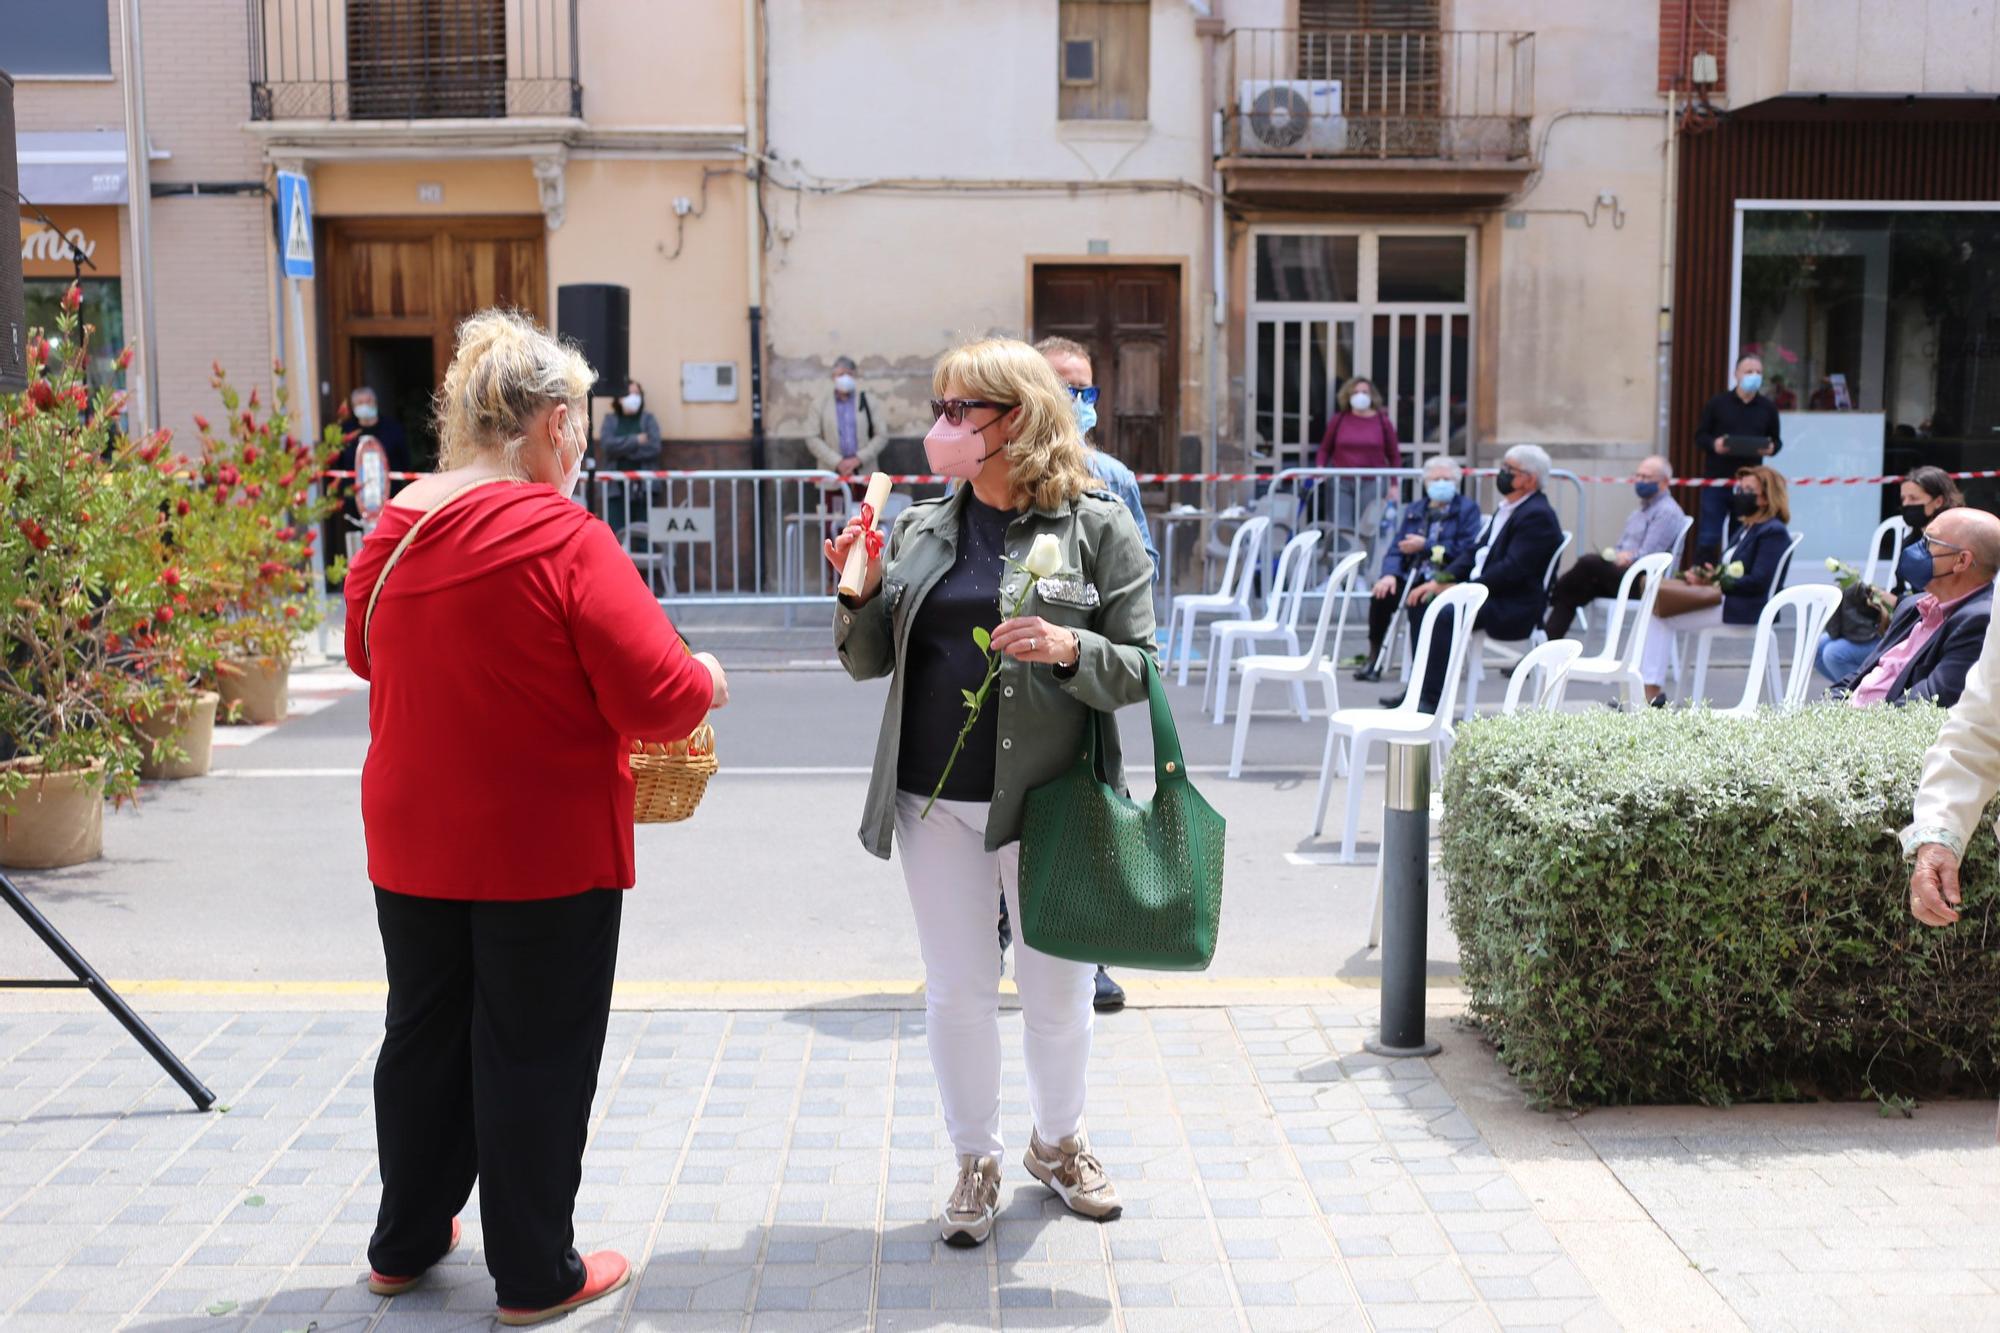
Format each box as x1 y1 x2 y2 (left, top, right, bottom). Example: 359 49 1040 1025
435 309 596 475
933 338 1092 512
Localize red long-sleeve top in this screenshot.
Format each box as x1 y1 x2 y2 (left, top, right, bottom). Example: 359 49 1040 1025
345 483 713 901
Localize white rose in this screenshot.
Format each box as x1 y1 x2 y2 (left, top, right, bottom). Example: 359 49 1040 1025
1023 533 1065 579
1726 560 1745 578
1825 557 1842 572
1430 544 1445 563
1601 547 1617 562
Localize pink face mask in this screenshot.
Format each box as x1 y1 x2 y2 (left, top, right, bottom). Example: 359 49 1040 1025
923 414 1007 480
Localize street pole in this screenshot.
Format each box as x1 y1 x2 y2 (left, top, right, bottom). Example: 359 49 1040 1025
288 275 329 661
1365 740 1440 1058
116 0 160 433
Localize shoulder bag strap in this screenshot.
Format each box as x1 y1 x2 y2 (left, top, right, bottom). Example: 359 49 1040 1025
361 476 518 670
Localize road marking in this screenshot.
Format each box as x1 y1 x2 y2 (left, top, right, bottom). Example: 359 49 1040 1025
105 975 1458 997
207 764 1323 779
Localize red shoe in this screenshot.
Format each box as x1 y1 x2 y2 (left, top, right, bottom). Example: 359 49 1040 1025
496 1251 631 1327
367 1216 462 1296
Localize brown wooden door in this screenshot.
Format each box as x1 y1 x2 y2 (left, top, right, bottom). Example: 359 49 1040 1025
1031 264 1180 475
323 215 545 430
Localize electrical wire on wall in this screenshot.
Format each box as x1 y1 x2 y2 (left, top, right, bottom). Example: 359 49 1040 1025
656 166 741 262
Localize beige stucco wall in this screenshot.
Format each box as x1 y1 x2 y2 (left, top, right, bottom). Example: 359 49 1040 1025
761 0 1213 449
312 160 543 216
552 158 752 440
1750 0 2000 97
582 0 745 127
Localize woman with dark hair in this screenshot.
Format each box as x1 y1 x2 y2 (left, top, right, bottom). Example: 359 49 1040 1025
1640 465 1792 705
1817 466 1966 679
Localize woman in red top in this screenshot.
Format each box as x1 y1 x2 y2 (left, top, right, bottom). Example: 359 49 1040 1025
343 310 727 1325
1313 376 1401 471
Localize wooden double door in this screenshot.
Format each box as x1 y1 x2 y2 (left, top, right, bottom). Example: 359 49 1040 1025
1031 264 1181 475
320 216 546 462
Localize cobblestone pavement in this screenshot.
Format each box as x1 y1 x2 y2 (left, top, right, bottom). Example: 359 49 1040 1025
0 999 1994 1332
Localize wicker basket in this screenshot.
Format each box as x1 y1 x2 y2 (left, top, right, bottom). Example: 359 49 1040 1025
631 724 719 824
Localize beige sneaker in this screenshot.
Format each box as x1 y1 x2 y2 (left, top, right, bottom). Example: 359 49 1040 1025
940 1154 1001 1248
1024 1130 1122 1221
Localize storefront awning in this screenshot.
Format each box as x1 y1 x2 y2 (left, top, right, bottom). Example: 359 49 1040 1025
15 131 146 206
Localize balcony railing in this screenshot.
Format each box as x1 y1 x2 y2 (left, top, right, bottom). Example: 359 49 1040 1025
1222 28 1534 162
248 0 580 122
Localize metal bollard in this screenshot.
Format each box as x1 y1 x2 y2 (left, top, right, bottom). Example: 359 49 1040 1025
1365 740 1440 1058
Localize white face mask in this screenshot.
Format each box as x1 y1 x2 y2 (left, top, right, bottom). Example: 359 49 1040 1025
354 402 379 425
1349 392 1372 412
834 374 857 394
554 409 586 495
618 393 642 414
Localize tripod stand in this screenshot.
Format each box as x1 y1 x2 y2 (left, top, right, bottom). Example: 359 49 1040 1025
0 871 214 1110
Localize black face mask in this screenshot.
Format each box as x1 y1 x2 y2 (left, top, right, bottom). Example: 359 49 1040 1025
1902 503 1930 533
1729 489 1758 518
1494 466 1518 497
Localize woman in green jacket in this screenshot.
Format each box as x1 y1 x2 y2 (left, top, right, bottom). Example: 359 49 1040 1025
824 337 1155 1248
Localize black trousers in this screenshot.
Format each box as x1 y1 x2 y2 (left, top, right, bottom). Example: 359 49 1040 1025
1366 576 1407 658
369 886 623 1310
1544 553 1629 642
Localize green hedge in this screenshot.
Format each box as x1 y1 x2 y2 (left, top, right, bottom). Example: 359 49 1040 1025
1440 704 2000 1108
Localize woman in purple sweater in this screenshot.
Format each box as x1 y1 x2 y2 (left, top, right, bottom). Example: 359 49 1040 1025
1314 377 1402 471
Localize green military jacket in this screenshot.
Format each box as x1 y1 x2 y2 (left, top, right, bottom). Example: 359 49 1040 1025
836 486 1157 859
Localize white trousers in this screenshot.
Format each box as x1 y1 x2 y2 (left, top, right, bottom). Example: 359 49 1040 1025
1642 604 1725 688
894 792 1094 1159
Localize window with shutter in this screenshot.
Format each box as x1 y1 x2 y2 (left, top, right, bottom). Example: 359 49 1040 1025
1057 0 1150 121
1296 0 1442 150
347 0 507 121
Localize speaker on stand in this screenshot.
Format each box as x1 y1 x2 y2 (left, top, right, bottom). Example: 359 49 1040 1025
556 283 631 521
0 71 29 395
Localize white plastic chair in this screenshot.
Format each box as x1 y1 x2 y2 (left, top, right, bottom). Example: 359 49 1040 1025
1207 529 1324 721
1712 585 1843 716
1227 550 1369 777
1563 552 1677 710
1687 530 1807 704
1311 582 1490 865
1459 530 1573 721
1166 516 1271 686
1500 638 1583 715
1579 513 1694 652
1860 516 1905 591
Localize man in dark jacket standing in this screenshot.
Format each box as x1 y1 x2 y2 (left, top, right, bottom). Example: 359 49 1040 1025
1834 507 2000 709
1693 354 1782 562
1386 444 1564 714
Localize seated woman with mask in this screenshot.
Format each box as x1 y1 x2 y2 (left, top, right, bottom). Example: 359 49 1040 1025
1355 456 1482 682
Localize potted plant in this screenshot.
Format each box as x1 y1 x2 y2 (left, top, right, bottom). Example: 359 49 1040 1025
178 365 342 725
0 288 176 866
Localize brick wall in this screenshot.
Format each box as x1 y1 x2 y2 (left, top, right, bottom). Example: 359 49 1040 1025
1657 0 1729 93
143 0 262 181
10 0 125 133
149 197 273 439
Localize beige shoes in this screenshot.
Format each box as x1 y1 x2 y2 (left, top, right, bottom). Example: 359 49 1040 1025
940 1153 1001 1248
1024 1130 1123 1222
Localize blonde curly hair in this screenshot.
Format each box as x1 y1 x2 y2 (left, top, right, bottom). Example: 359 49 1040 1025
933 337 1092 513
435 309 595 475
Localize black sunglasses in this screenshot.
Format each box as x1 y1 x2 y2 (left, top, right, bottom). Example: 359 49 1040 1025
929 398 1014 426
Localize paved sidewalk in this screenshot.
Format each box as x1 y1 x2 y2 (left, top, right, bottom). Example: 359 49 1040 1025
0 997 1994 1331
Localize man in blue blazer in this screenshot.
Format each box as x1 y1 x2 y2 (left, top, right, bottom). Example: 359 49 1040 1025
1385 444 1565 714
1832 507 2000 709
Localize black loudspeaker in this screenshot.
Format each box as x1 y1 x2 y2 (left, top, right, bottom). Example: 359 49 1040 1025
0 71 27 394
556 283 628 396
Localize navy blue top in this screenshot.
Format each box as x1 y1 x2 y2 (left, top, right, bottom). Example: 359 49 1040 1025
1384 493 1484 581
898 494 1012 801
1722 518 1792 625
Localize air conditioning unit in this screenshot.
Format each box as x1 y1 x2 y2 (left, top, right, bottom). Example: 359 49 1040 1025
1238 79 1346 154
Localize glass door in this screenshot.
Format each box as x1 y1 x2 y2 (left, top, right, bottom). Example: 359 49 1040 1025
1252 315 1359 469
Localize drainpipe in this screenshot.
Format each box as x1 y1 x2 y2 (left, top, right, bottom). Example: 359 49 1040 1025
1199 15 1226 490
743 0 766 469
116 0 159 433
1657 89 1677 457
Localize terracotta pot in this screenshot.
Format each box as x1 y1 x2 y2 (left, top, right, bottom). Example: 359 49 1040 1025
0 759 105 870
216 655 290 725
137 691 221 780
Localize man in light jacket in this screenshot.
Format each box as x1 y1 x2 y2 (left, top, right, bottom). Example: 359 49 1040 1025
806 356 888 478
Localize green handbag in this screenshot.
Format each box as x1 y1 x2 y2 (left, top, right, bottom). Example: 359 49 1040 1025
1017 659 1226 971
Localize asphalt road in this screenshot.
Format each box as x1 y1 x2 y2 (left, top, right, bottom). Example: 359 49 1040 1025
2 626 1470 996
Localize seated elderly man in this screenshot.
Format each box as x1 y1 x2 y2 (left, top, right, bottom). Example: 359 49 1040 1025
1832 507 2000 709
1544 454 1683 641
1384 444 1564 714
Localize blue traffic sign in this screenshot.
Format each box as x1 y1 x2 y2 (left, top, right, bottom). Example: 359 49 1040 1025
277 171 314 280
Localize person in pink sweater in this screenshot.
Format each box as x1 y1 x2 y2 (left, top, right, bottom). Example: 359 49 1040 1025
1313 377 1401 471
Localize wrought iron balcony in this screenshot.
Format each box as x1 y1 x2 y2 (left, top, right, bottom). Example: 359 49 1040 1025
248 0 580 122
1222 28 1534 162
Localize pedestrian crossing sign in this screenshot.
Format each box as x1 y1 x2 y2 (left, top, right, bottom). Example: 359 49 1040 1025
277 171 314 279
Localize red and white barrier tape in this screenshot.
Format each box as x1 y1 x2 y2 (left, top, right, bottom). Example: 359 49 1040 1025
324 468 2000 488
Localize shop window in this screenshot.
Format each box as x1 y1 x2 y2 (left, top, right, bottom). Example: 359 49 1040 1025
23 279 125 391
1377 235 1466 302
1256 234 1360 303
1738 209 2000 441
0 0 112 76
1058 0 1149 121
